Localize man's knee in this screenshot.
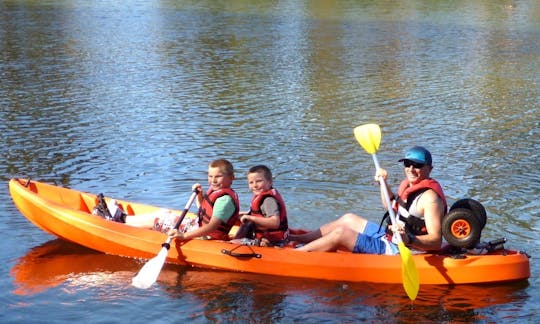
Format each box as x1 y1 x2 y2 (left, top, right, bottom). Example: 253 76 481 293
340 213 365 228
328 226 346 242
340 213 357 223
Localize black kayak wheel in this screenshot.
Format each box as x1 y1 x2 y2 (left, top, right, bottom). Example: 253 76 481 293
450 198 487 229
442 208 482 249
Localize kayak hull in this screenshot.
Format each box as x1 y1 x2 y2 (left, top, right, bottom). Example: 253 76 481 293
9 178 530 285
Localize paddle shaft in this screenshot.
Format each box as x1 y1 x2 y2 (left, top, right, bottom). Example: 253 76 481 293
162 189 198 249
174 189 199 230
372 154 402 243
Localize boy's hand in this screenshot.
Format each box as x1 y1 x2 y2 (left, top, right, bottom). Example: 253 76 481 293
240 215 252 223
192 183 202 193
168 228 185 240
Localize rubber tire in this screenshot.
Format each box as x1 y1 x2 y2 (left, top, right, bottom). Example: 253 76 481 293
442 208 482 249
450 198 487 229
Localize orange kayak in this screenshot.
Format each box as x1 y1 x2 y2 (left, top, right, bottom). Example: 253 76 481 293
9 178 530 285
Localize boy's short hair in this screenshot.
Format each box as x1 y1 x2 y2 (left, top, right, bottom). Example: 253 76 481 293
209 159 235 177
248 165 273 181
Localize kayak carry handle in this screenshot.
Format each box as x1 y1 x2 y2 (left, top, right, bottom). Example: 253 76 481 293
221 248 262 259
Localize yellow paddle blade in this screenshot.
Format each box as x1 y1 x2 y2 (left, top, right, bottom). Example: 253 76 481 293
398 242 420 301
353 124 381 155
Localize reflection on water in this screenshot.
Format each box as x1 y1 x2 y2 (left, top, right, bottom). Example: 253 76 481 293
11 239 530 322
10 240 139 296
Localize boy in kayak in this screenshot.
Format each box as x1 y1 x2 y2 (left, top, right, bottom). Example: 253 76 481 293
168 158 240 241
291 146 447 254
234 165 289 246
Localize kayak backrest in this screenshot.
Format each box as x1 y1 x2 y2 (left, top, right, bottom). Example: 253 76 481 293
80 193 97 214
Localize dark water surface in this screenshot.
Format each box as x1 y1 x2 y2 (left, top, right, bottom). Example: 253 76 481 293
1 0 539 322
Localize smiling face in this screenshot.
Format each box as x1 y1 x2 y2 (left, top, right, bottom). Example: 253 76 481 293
403 160 433 185
247 171 273 195
207 166 234 191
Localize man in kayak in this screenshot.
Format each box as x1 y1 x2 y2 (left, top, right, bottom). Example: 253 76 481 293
168 158 240 241
234 165 289 246
291 146 447 254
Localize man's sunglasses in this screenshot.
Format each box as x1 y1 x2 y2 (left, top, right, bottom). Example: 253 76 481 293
403 160 425 169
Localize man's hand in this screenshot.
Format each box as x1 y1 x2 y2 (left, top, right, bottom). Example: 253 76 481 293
374 168 388 182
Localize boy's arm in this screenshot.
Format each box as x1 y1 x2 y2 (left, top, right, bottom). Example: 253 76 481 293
242 198 280 230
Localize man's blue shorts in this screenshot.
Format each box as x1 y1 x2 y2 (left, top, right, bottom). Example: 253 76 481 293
352 221 398 255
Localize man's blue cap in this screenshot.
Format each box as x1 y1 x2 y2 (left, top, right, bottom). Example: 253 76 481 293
398 146 432 166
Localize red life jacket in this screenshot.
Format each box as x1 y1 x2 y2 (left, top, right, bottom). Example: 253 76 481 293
249 188 288 242
395 178 447 235
199 187 240 240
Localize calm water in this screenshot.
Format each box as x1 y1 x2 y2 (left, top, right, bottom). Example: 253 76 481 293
1 0 539 322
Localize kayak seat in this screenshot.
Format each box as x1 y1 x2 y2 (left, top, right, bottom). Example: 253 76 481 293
79 194 99 214
124 204 135 215
78 194 92 213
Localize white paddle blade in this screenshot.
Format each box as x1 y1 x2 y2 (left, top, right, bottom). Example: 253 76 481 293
132 246 169 289
353 124 381 155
